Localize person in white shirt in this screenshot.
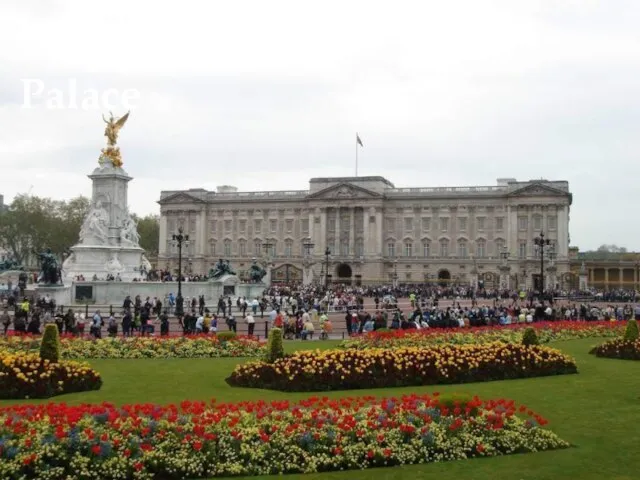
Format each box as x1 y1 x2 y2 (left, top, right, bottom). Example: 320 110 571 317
246 313 255 336
195 315 204 334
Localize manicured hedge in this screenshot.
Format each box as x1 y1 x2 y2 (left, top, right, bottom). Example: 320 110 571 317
590 338 640 360
226 343 577 392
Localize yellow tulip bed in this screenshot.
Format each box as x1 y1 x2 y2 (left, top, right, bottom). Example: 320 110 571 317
590 339 640 360
0 335 265 359
0 350 102 399
227 343 577 392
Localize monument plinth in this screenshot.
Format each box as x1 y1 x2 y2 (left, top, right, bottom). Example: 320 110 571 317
62 112 150 282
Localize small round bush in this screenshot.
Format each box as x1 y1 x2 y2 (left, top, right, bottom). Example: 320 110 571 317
266 328 285 363
522 327 540 346
623 319 639 342
40 324 61 363
217 331 237 342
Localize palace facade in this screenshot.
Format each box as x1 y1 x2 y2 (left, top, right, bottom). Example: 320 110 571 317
158 176 572 289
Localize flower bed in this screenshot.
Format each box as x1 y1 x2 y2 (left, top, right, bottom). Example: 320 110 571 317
340 321 625 350
0 335 266 359
589 338 640 360
0 393 568 478
226 343 577 392
0 351 102 399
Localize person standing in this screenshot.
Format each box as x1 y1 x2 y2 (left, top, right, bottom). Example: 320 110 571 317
246 312 255 336
1 308 10 336
159 309 169 336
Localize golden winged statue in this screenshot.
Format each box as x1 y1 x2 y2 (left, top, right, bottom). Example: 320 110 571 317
103 110 130 146
99 111 130 168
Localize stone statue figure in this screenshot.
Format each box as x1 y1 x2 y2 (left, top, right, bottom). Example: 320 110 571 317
248 260 267 283
37 248 61 285
120 215 140 246
79 202 110 244
579 261 587 275
105 251 124 273
209 259 236 279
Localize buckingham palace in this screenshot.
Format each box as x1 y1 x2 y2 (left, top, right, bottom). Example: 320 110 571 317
157 176 573 290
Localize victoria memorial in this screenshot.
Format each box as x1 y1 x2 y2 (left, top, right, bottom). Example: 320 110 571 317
158 176 572 290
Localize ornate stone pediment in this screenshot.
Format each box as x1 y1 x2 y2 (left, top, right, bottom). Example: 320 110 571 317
507 182 569 198
158 192 206 205
306 182 382 200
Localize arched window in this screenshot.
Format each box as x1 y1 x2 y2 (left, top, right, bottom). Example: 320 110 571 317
404 242 413 257
238 240 247 256
253 240 262 255
223 239 231 256
457 239 467 258
422 241 431 258
475 239 486 258
439 239 449 257
284 239 293 257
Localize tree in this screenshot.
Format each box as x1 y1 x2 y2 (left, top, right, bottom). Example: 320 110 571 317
133 214 159 257
0 195 90 266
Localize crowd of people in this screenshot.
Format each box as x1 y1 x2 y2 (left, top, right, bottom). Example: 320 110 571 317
1 281 638 339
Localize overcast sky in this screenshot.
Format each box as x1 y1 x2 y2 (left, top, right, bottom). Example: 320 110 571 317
0 0 638 251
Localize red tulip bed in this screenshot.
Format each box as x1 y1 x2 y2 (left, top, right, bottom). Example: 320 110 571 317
0 393 568 479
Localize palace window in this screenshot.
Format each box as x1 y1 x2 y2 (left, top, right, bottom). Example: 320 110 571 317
422 217 431 231
439 239 449 257
254 219 262 234
476 217 485 231
533 215 542 231
284 240 293 257
518 241 527 259
239 240 246 256
495 217 504 231
458 217 467 232
518 216 528 231
458 239 468 258
548 215 557 230
440 218 449 232
476 239 486 258
269 219 277 233
209 220 217 233
340 240 349 256
224 240 231 256
404 242 413 257
301 219 309 234
422 241 431 257
253 240 262 255
385 218 396 233
285 219 293 233
239 220 246 234
404 218 413 232
224 220 232 233
387 242 396 257
495 239 505 256
355 240 364 256
189 219 196 232
209 242 216 255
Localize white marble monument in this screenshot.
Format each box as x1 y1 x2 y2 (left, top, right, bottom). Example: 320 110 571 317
61 112 150 282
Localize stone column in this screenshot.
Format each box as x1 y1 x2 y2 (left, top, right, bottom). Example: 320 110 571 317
318 208 326 254
362 209 368 256
198 209 207 256
349 207 355 257
605 268 609 289
557 205 569 257
334 209 340 255
376 208 383 257
159 214 168 255
619 267 623 288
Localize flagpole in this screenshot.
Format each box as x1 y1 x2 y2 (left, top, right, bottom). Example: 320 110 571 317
355 132 358 177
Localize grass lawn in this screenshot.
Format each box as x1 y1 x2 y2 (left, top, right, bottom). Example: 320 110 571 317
2 338 639 479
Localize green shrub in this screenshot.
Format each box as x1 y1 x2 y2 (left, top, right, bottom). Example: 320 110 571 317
39 324 61 363
522 327 540 346
217 331 237 342
623 319 639 342
265 328 284 363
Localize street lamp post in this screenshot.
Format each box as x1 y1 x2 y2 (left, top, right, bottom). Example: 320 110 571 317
171 227 190 317
393 258 398 288
323 247 331 288
534 231 552 295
